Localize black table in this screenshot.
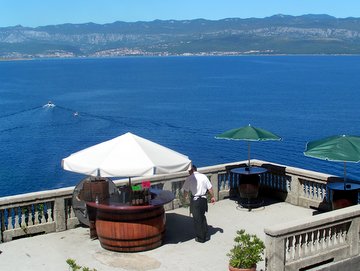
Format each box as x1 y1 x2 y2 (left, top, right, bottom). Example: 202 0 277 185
230 166 267 210
327 182 360 191
327 182 360 210
231 166 268 176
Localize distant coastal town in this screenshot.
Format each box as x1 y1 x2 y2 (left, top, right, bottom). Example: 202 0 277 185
1 49 277 60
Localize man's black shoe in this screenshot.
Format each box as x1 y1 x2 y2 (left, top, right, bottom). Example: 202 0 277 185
195 237 205 243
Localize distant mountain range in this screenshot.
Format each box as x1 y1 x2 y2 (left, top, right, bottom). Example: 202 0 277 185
2 14 360 59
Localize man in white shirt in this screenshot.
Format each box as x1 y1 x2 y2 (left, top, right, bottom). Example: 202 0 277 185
182 165 216 243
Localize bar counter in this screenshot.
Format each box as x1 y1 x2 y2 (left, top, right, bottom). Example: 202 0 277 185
86 189 175 252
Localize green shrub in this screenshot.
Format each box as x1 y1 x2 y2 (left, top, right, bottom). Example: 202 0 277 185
66 258 97 271
227 229 265 269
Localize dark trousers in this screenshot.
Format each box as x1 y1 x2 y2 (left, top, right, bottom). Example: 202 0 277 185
190 197 208 241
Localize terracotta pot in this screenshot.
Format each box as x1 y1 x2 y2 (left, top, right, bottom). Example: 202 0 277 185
229 264 256 271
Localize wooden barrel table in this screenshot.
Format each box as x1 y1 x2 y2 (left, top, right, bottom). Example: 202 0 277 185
86 189 174 252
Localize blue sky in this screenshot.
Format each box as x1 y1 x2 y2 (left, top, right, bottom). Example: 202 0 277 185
1 0 360 27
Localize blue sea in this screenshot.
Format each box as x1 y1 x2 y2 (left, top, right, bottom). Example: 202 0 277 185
1 56 360 197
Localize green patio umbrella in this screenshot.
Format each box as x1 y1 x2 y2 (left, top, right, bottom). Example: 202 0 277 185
304 134 360 186
215 124 282 167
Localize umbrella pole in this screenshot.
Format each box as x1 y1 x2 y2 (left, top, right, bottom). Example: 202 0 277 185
247 142 251 168
344 161 347 189
94 168 101 181
128 177 132 204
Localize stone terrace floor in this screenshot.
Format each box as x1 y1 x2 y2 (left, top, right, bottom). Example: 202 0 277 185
0 198 315 271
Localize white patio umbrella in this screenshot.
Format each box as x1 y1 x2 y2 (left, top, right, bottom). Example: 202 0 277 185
61 132 192 178
63 132 191 226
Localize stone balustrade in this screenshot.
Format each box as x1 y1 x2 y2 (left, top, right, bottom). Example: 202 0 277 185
1 159 359 270
265 204 360 271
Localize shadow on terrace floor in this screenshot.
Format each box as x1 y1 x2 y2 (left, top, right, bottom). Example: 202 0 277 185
164 212 224 244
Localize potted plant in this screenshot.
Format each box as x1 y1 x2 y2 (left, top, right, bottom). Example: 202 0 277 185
227 229 265 271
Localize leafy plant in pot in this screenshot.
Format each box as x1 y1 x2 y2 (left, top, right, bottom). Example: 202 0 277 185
227 229 265 271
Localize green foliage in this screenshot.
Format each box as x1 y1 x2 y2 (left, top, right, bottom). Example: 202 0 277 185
227 229 265 269
66 258 97 271
20 224 28 235
36 203 44 221
66 259 81 271
178 190 190 208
